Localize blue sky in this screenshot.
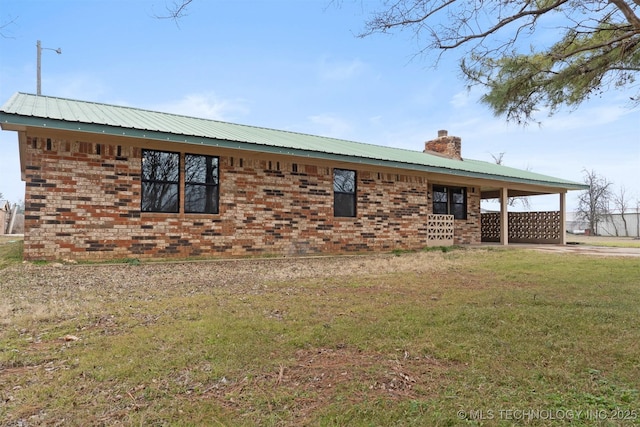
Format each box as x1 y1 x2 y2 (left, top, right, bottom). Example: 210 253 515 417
1 0 638 212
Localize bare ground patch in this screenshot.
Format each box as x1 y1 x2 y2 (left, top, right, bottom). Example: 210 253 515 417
1 251 466 425
194 347 457 425
0 251 463 326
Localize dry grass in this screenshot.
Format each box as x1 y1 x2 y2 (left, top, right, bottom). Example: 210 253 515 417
567 234 640 248
1 244 639 426
0 237 22 271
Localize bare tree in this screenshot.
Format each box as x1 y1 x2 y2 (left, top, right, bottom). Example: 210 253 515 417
612 186 631 236
489 152 531 210
576 169 613 236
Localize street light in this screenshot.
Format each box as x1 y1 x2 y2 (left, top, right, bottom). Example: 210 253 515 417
36 40 62 96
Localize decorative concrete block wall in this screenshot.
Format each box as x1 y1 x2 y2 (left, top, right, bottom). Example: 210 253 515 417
22 135 481 260
481 211 561 244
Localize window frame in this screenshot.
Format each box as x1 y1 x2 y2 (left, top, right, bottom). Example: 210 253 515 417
141 149 180 213
184 154 220 214
333 168 357 218
432 185 467 220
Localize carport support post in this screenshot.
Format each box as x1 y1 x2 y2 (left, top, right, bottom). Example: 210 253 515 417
500 187 509 245
560 192 566 245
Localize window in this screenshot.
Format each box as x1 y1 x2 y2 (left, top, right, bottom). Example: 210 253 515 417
433 187 449 215
451 187 466 219
185 154 219 214
141 151 220 214
432 185 467 219
141 150 180 213
334 169 356 217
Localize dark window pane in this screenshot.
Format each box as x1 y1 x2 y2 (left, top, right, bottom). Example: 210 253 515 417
184 154 219 214
141 150 180 213
141 182 179 212
142 150 179 182
452 188 466 219
334 169 356 217
185 154 218 184
433 186 466 218
334 192 356 217
433 187 448 211
434 193 448 203
433 202 448 215
433 186 448 214
434 192 448 204
452 203 465 219
334 169 355 193
185 184 219 214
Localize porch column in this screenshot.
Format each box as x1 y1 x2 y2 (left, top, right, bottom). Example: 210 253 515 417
500 187 508 245
560 192 566 245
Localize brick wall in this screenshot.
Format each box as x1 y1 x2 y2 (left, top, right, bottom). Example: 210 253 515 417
456 188 481 245
22 135 480 261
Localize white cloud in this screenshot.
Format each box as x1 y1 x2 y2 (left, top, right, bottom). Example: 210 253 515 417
368 115 383 125
541 104 633 131
317 57 367 81
39 73 110 101
449 85 485 109
450 90 470 109
307 113 353 138
153 93 250 121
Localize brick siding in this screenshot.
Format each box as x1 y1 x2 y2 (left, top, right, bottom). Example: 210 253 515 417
22 135 481 261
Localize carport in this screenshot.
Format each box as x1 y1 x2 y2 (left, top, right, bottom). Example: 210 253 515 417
480 185 584 245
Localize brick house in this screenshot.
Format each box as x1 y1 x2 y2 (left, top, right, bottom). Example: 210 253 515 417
0 93 586 261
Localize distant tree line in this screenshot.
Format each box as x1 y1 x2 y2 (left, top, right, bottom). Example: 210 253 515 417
577 170 638 236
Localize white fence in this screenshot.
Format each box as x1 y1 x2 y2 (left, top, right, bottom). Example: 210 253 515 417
598 212 640 237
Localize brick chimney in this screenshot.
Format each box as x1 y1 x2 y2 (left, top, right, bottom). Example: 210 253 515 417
424 130 462 160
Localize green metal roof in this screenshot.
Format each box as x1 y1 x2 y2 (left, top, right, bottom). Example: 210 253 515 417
0 92 586 190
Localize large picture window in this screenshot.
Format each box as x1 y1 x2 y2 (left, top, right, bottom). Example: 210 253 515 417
185 154 219 214
432 186 467 219
141 150 180 213
334 168 356 217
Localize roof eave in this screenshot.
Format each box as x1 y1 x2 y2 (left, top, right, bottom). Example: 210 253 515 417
0 112 588 192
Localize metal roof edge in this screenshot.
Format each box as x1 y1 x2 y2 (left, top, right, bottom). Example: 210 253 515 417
0 112 588 191
461 158 589 190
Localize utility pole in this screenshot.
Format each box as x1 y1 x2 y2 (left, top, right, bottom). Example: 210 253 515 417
36 40 62 95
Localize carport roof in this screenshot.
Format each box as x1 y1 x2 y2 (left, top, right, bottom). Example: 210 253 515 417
0 92 587 191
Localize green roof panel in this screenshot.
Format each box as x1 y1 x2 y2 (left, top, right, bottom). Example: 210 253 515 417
1 92 586 190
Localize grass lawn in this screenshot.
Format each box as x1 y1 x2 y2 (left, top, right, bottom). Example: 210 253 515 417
0 236 23 270
1 242 639 426
566 235 640 248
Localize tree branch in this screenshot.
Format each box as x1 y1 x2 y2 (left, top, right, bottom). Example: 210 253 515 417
437 0 571 50
609 0 640 29
155 0 194 21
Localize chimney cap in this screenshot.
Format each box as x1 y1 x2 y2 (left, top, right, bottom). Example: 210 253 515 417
438 129 448 137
